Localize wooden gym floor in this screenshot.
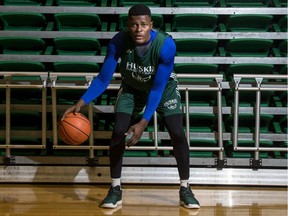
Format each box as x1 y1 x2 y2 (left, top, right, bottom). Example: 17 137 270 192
0 184 287 216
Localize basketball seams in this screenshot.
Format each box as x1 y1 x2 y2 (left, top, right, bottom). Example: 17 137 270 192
58 113 91 145
58 124 80 145
62 120 90 137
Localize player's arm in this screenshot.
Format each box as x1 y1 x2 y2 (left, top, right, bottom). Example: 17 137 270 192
62 32 123 119
142 36 176 122
126 36 176 146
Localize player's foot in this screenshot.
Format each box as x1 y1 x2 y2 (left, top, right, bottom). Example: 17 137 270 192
179 186 200 209
101 186 122 209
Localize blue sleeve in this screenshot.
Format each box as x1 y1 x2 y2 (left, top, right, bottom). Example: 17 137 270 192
142 36 176 122
81 32 123 104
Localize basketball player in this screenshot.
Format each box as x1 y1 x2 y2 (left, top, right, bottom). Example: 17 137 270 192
62 4 200 209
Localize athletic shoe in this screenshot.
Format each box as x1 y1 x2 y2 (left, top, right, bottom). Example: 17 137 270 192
101 186 123 209
179 186 200 209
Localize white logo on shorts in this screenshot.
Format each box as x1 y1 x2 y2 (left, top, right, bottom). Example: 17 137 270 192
164 99 178 110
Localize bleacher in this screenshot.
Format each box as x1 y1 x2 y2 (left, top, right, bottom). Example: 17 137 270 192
0 0 287 185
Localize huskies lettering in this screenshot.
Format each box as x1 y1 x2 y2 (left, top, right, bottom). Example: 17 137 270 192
126 62 155 82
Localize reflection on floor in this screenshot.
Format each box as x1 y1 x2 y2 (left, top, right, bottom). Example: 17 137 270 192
0 184 287 216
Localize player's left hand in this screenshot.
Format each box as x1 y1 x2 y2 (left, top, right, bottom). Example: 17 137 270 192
125 119 148 147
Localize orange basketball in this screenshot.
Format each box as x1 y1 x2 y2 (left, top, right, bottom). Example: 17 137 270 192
58 112 91 145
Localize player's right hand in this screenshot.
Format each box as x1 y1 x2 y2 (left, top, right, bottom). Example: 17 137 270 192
61 99 85 121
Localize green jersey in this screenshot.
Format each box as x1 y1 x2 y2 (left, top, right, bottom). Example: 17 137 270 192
119 28 172 92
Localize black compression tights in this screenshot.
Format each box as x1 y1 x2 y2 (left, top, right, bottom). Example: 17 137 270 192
109 112 190 180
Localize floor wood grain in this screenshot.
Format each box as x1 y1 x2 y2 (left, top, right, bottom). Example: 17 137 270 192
0 184 286 216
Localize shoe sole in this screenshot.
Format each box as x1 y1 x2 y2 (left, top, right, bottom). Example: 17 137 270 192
180 201 200 209
101 200 122 209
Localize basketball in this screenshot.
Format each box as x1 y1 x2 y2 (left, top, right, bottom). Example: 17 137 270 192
58 112 91 145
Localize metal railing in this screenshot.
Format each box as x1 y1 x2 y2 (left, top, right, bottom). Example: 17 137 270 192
49 73 223 162
0 6 286 15
233 74 288 161
0 72 48 157
0 71 287 167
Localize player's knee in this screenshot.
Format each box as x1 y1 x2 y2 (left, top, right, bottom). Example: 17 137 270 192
170 131 187 146
110 129 126 147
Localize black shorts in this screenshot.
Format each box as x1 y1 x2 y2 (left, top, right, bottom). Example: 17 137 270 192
114 80 182 118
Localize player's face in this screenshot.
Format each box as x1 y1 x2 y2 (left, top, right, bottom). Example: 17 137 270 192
128 15 153 45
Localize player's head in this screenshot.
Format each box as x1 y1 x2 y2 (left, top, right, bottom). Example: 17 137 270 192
128 4 153 45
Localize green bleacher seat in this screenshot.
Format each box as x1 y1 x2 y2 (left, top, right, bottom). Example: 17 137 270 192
220 14 273 32
55 0 100 6
224 64 274 107
169 14 218 32
273 15 287 32
53 61 100 72
118 0 163 7
52 62 100 103
224 63 274 81
3 0 44 5
189 151 215 157
224 114 274 133
279 64 288 74
0 37 47 55
118 14 164 31
53 37 101 55
174 63 219 83
225 140 273 158
53 61 99 82
0 61 46 104
189 139 218 158
272 40 287 57
272 90 287 108
174 63 219 74
279 91 287 106
273 115 287 134
177 63 219 113
93 112 114 131
225 90 273 108
175 39 218 56
124 149 158 157
0 61 46 72
185 114 219 158
187 113 217 132
181 89 218 107
272 140 287 158
273 0 287 7
224 114 275 158
54 13 102 31
170 0 217 7
0 12 46 31
0 111 42 130
220 0 269 7
279 141 287 158
225 85 273 107
92 90 118 106
219 38 273 57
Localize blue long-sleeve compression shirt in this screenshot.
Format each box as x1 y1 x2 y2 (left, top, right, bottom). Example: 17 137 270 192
81 30 176 122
